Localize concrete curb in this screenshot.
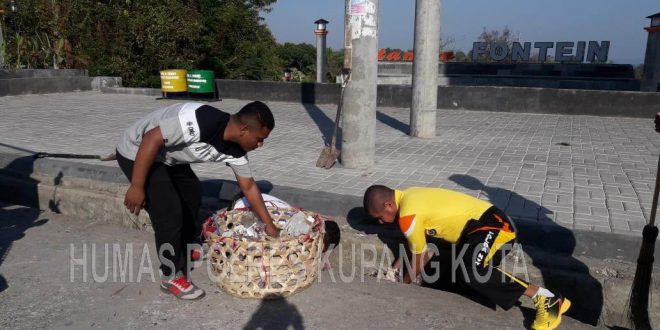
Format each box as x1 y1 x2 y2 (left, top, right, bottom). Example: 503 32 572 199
100 86 161 96
0 77 93 96
0 152 656 262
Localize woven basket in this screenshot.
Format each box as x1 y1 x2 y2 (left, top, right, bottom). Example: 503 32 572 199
204 207 325 299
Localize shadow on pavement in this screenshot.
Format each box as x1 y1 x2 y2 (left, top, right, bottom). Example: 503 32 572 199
449 174 603 326
0 154 48 293
376 111 409 135
243 298 304 330
302 103 341 148
347 207 407 260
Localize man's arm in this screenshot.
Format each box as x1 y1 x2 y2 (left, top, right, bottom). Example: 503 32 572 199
235 175 280 237
124 127 164 215
396 214 431 283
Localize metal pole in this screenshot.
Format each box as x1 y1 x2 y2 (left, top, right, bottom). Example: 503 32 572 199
410 0 442 138
341 0 378 169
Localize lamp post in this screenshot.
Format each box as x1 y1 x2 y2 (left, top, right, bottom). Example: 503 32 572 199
314 19 328 83
0 7 5 68
641 12 660 92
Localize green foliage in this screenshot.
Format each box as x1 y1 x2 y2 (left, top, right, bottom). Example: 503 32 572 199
3 0 282 87
634 64 643 79
325 48 344 82
277 42 316 81
275 42 344 82
453 51 468 62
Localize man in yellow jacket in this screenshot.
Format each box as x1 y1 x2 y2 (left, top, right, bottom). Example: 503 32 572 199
363 185 571 330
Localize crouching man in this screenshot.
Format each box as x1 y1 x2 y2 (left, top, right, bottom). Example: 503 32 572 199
363 185 571 330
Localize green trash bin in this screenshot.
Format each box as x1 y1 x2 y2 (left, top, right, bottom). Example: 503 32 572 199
187 70 215 94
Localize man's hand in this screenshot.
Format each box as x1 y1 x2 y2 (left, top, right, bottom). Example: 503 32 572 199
124 184 146 215
265 223 280 238
236 175 279 237
375 267 399 282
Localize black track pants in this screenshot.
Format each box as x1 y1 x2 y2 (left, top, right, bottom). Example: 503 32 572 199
116 151 201 277
454 208 528 310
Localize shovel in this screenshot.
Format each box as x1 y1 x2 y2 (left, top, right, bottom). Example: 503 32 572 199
316 69 350 169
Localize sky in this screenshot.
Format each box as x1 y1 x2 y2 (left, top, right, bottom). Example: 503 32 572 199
262 1 659 65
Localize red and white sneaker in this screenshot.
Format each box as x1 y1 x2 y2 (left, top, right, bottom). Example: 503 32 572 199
160 272 205 300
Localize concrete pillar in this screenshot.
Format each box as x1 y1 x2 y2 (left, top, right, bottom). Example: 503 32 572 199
315 19 329 83
410 0 441 138
343 0 352 70
641 13 660 92
341 0 378 169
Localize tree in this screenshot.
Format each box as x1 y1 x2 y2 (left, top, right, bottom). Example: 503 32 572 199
473 26 554 63
277 43 316 73
326 48 344 82
473 26 517 63
3 0 283 86
452 51 467 62
196 0 282 81
276 42 319 82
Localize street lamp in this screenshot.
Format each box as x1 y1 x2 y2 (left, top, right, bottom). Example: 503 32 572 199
314 18 328 83
641 12 660 92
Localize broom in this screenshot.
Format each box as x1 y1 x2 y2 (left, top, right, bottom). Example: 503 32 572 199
33 152 116 161
629 113 660 329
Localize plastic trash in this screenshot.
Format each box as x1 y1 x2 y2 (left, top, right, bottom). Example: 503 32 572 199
283 212 313 236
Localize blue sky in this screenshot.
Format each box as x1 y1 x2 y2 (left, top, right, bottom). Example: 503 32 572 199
263 1 659 65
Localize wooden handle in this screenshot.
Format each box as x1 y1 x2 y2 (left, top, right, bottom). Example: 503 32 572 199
650 154 660 227
329 72 350 148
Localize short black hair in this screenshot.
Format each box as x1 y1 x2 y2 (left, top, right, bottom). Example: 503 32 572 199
323 220 341 252
363 185 394 215
237 101 275 131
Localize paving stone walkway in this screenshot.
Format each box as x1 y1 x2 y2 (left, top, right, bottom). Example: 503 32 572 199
0 91 656 235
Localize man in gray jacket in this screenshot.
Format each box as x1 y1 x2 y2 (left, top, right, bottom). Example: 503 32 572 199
116 101 277 300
